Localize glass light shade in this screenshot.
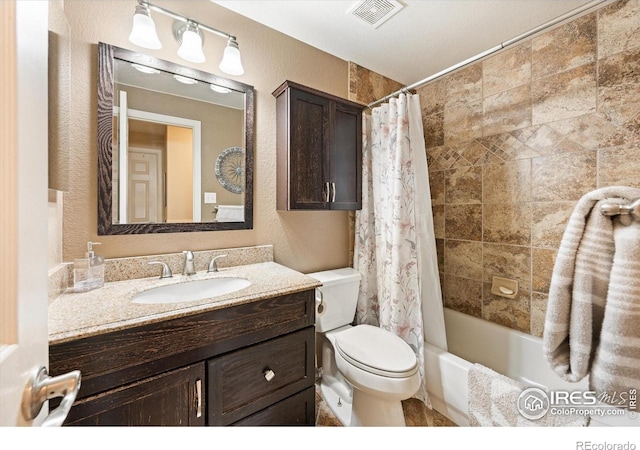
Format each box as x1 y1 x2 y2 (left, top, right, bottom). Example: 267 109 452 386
177 28 206 63
219 40 244 76
129 7 162 49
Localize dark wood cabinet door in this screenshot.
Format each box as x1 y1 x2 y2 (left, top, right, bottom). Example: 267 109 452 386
288 88 331 209
274 80 363 211
330 102 362 210
63 364 205 426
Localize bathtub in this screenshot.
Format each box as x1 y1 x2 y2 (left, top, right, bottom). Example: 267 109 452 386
424 308 639 427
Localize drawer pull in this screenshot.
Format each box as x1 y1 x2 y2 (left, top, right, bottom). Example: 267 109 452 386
264 369 276 382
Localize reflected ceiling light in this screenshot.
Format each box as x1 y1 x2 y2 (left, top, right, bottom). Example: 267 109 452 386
173 74 198 85
210 84 232 94
131 63 160 74
219 38 244 76
128 2 162 49
128 0 246 76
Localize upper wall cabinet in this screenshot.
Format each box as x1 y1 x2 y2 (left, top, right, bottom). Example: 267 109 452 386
273 81 363 211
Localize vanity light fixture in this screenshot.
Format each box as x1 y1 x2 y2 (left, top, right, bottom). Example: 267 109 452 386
219 38 243 76
175 20 206 64
128 2 162 49
128 0 245 76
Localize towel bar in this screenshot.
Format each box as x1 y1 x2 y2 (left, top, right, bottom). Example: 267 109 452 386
600 198 640 221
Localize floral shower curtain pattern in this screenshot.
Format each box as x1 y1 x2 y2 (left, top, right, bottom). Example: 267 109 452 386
354 93 445 404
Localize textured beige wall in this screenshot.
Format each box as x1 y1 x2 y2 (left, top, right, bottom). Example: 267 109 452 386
48 0 70 192
62 0 350 273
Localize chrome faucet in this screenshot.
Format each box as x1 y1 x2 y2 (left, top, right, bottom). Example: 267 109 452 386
182 251 196 276
148 261 173 279
207 254 227 273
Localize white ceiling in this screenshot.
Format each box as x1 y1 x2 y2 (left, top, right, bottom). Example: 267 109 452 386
214 0 601 86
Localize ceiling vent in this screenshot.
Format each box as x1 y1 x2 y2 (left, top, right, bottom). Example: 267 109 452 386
347 0 405 29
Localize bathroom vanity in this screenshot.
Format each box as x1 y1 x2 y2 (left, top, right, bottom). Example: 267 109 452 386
48 261 320 426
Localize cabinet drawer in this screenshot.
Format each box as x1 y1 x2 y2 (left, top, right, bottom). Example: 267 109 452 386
50 290 314 399
231 386 315 426
208 327 315 425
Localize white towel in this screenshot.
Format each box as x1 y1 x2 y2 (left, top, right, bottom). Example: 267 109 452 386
468 364 587 426
216 205 244 222
543 186 640 408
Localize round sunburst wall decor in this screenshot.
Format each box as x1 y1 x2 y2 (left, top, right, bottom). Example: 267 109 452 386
215 146 244 194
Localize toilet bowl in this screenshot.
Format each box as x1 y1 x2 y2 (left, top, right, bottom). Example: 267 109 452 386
307 268 421 426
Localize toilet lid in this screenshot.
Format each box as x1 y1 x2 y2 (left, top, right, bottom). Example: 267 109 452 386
334 325 418 378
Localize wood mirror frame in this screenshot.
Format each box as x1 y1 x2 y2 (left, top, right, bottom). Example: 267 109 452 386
97 42 254 234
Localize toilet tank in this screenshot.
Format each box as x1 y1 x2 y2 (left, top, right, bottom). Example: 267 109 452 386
306 268 361 333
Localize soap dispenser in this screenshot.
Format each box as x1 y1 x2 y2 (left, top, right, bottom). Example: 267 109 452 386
73 242 105 292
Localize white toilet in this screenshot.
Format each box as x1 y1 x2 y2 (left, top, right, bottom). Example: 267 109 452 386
307 267 420 426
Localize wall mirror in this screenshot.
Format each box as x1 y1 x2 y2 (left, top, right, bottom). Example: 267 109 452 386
97 42 254 234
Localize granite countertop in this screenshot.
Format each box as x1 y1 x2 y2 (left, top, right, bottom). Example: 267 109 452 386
49 261 321 345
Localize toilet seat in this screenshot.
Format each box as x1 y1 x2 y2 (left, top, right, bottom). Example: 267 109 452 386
334 325 418 378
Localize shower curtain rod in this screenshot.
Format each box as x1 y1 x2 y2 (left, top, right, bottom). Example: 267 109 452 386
367 0 609 109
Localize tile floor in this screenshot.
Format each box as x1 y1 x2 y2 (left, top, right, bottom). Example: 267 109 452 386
314 383 457 426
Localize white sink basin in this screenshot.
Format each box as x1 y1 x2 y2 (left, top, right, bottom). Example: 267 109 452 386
132 277 251 304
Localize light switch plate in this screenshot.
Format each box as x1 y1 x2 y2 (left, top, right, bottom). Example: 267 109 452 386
204 192 217 204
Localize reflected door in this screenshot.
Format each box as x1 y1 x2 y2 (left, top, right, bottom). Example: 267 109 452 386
127 148 163 223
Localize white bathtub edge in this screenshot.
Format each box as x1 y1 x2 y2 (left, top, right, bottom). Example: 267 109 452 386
424 308 640 428
424 340 470 426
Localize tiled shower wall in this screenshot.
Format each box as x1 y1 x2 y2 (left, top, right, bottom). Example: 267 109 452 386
349 0 639 337
418 0 639 336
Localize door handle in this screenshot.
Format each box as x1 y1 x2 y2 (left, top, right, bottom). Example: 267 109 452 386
195 379 202 418
22 366 81 427
324 182 330 203
331 182 336 202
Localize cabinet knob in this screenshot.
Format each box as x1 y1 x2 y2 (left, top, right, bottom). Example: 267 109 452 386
264 368 275 382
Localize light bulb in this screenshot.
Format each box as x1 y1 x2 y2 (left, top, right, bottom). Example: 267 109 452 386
128 3 162 49
219 38 244 76
177 22 205 63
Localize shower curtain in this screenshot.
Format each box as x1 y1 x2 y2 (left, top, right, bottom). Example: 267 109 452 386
354 93 447 405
